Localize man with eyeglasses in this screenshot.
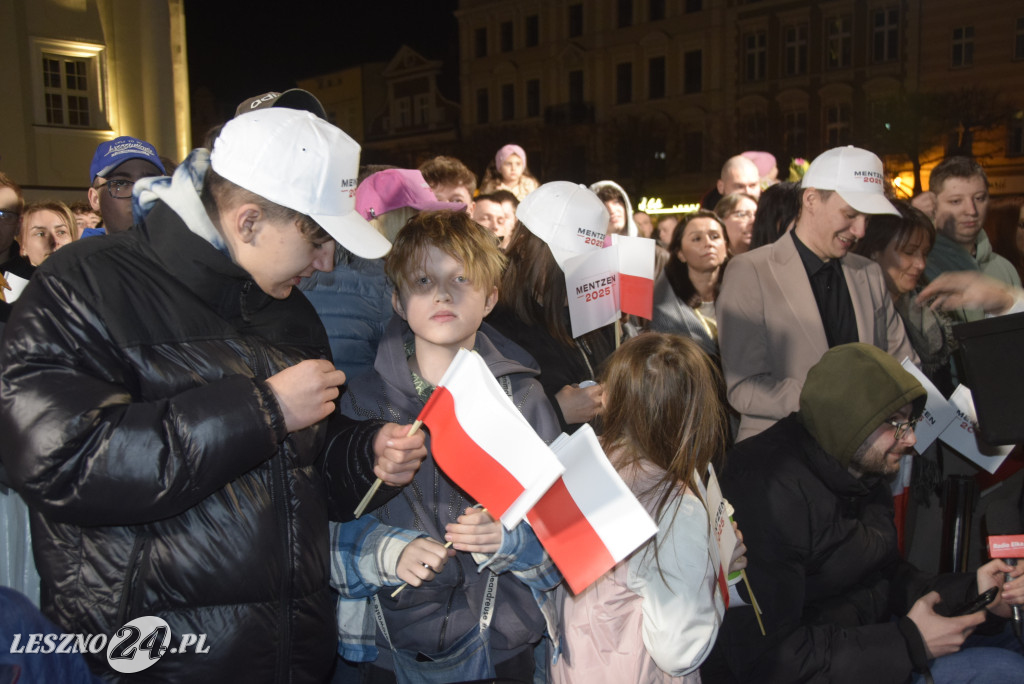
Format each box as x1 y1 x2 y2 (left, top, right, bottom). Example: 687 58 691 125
85 136 166 235
713 343 1024 684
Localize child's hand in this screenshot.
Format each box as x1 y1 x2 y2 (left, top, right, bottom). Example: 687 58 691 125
396 538 451 587
445 507 502 554
728 521 748 575
555 383 604 424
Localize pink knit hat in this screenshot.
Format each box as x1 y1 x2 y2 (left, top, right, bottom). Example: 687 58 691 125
495 144 527 170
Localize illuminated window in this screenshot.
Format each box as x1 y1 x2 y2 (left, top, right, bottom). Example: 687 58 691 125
33 39 105 128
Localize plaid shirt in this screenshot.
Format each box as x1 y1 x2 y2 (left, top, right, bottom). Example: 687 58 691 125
330 514 562 662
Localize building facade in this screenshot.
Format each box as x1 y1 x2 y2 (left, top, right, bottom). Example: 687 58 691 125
0 0 191 203
455 0 1022 203
299 46 462 170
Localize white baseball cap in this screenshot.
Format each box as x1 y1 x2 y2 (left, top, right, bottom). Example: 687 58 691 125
210 108 391 259
515 181 609 270
801 146 900 216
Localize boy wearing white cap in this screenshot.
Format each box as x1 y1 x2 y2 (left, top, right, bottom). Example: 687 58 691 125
716 146 918 441
0 109 427 681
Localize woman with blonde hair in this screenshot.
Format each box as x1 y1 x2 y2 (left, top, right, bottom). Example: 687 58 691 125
18 201 77 267
552 333 745 683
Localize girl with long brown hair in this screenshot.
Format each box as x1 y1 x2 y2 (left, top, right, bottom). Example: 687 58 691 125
551 333 746 683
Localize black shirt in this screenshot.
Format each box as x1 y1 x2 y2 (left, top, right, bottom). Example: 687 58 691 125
791 231 857 347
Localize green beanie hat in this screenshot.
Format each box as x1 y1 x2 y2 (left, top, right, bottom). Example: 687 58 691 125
798 343 926 467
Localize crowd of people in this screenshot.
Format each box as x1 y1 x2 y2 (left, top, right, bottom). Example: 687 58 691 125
1 86 1024 684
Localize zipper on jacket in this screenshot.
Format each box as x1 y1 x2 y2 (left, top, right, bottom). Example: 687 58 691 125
115 533 147 627
432 463 465 653
247 331 293 683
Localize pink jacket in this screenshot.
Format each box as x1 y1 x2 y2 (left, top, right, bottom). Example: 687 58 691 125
550 459 724 683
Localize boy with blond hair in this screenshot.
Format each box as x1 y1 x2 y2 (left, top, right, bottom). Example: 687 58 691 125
331 209 560 682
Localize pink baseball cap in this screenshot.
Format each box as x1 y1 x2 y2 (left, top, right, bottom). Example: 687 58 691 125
355 169 465 220
741 151 777 178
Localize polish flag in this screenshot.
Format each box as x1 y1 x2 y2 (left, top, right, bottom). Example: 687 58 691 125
612 234 656 320
528 425 658 594
418 348 565 529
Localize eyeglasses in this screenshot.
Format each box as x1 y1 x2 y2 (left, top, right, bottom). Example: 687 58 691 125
729 211 755 220
887 416 921 440
95 178 135 199
0 209 20 224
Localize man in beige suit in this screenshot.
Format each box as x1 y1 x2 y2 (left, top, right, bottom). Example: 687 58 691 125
717 146 918 441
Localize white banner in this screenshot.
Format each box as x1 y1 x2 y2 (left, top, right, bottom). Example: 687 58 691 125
939 385 1014 475
899 358 956 452
564 246 621 338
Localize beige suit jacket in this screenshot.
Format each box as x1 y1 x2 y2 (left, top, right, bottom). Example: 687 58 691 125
716 233 918 441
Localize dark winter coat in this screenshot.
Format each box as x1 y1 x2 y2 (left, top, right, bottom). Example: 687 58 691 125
0 200 377 682
717 415 980 683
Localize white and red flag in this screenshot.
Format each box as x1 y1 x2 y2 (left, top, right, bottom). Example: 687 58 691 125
417 348 565 529
528 425 658 594
611 234 656 320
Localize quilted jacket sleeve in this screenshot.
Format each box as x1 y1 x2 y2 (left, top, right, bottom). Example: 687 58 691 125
0 271 283 526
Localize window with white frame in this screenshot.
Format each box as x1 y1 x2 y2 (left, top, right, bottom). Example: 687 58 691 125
871 6 899 63
394 98 411 128
744 31 767 82
783 109 808 156
32 38 105 129
414 94 431 126
783 23 808 76
825 14 852 69
825 102 851 146
952 26 974 68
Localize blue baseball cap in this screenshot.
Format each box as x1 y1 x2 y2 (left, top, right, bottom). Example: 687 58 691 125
90 136 165 183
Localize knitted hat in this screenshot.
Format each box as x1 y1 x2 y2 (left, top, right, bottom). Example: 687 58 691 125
495 144 527 170
798 343 926 466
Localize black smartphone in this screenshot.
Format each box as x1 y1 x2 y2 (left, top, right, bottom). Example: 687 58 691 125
948 586 999 617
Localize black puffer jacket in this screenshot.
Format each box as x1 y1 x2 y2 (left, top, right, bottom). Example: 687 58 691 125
0 200 372 682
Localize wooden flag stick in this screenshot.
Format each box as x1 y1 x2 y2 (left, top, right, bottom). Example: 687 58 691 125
353 420 423 519
742 569 765 636
390 540 453 598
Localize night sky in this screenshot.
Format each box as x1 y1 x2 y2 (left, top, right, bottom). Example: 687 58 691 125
184 1 461 139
